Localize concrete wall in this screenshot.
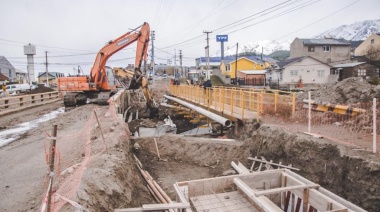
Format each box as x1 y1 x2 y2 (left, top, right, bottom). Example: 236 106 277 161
354 33 380 60
290 38 351 65
213 69 231 84
281 57 333 88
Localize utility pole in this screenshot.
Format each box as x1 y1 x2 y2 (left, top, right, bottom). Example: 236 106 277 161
203 31 212 80
235 43 238 85
151 31 155 76
179 50 183 77
174 49 177 78
45 51 49 87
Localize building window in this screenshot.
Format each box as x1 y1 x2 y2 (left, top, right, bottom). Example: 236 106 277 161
290 70 298 76
323 46 331 52
326 58 332 63
308 46 315 52
226 65 230 71
358 69 366 76
317 70 324 77
9 69 12 78
260 64 264 67
371 39 375 44
280 72 283 80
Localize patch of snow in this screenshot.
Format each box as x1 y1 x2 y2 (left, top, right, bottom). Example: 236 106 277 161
315 19 380 41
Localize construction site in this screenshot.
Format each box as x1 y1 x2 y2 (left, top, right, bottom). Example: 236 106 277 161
0 9 379 212
0 73 380 211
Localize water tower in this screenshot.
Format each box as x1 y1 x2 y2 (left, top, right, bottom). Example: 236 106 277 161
24 44 36 84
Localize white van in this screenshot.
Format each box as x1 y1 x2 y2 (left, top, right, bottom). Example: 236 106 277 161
1 84 34 95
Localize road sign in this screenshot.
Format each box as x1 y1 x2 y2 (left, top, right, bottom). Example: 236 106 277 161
216 35 228 42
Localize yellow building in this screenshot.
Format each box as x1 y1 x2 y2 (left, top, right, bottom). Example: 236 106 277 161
220 57 265 79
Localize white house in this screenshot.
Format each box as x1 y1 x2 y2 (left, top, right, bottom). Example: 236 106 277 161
267 56 336 89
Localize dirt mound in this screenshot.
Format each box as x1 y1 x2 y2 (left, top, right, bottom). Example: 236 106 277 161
297 77 379 104
30 85 55 94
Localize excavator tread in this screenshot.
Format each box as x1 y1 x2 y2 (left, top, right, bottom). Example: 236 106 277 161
98 92 111 105
64 92 78 107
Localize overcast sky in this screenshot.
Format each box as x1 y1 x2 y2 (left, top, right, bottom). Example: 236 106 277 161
0 0 379 76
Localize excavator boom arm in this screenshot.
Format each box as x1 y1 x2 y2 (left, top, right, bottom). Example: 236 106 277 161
91 22 150 88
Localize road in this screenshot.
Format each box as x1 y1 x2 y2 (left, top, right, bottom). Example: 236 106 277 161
0 101 97 211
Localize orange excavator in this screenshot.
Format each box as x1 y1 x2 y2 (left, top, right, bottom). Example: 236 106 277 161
58 22 151 107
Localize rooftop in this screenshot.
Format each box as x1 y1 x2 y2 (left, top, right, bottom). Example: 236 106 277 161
300 38 351 46
333 62 366 68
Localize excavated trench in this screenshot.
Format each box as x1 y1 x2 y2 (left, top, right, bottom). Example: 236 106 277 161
132 121 380 212
69 93 379 211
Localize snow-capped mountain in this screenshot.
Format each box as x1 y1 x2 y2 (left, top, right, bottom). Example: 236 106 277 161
315 19 380 41
218 40 290 56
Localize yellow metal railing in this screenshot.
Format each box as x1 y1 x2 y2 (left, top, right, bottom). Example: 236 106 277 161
169 85 296 119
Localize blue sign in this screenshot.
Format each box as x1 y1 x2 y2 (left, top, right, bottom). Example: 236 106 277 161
216 35 228 42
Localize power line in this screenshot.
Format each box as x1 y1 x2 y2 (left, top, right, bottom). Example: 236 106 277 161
274 0 362 41
224 0 320 35
157 0 305 50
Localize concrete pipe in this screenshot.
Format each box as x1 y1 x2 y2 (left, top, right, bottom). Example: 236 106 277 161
164 95 232 127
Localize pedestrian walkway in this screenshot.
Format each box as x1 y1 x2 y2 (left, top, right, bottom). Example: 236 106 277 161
169 85 296 120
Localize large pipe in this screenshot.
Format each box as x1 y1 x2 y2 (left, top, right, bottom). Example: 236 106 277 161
164 95 232 127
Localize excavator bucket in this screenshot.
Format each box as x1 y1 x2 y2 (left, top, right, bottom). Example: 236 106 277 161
127 77 142 90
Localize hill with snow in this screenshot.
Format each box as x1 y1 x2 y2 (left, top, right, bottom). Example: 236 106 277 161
315 19 380 41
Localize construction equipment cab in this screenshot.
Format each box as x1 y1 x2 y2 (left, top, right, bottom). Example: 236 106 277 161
58 22 151 107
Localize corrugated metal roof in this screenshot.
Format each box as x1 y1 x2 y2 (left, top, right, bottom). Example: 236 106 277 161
333 62 366 68
276 57 306 68
301 39 350 46
239 70 267 75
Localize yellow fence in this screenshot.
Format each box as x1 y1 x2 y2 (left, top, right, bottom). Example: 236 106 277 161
169 85 296 119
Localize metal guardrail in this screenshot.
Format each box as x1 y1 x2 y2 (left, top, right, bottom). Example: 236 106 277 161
169 85 296 119
303 99 366 116
0 91 61 116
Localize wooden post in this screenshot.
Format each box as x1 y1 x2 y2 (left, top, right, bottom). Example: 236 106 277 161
241 90 245 119
292 92 296 115
231 90 234 115
260 91 264 113
47 125 58 212
373 98 377 154
94 110 108 153
154 138 160 160
250 89 253 111
303 188 309 212
308 91 311 133
222 89 225 112
274 91 278 112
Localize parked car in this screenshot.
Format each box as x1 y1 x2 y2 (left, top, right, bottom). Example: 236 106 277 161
0 84 34 95
162 74 168 79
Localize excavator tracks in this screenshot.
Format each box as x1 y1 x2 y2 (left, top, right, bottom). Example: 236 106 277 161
63 92 79 107
97 92 111 105
63 92 88 107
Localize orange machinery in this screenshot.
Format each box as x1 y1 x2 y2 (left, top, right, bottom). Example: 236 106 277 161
58 22 150 107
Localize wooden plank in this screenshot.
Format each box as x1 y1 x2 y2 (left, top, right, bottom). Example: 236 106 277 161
239 170 282 190
142 203 190 210
115 208 143 212
0 98 61 116
254 184 319 196
249 156 257 172
234 178 283 212
0 91 58 101
248 157 300 171
237 161 250 174
115 203 190 212
284 170 365 212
